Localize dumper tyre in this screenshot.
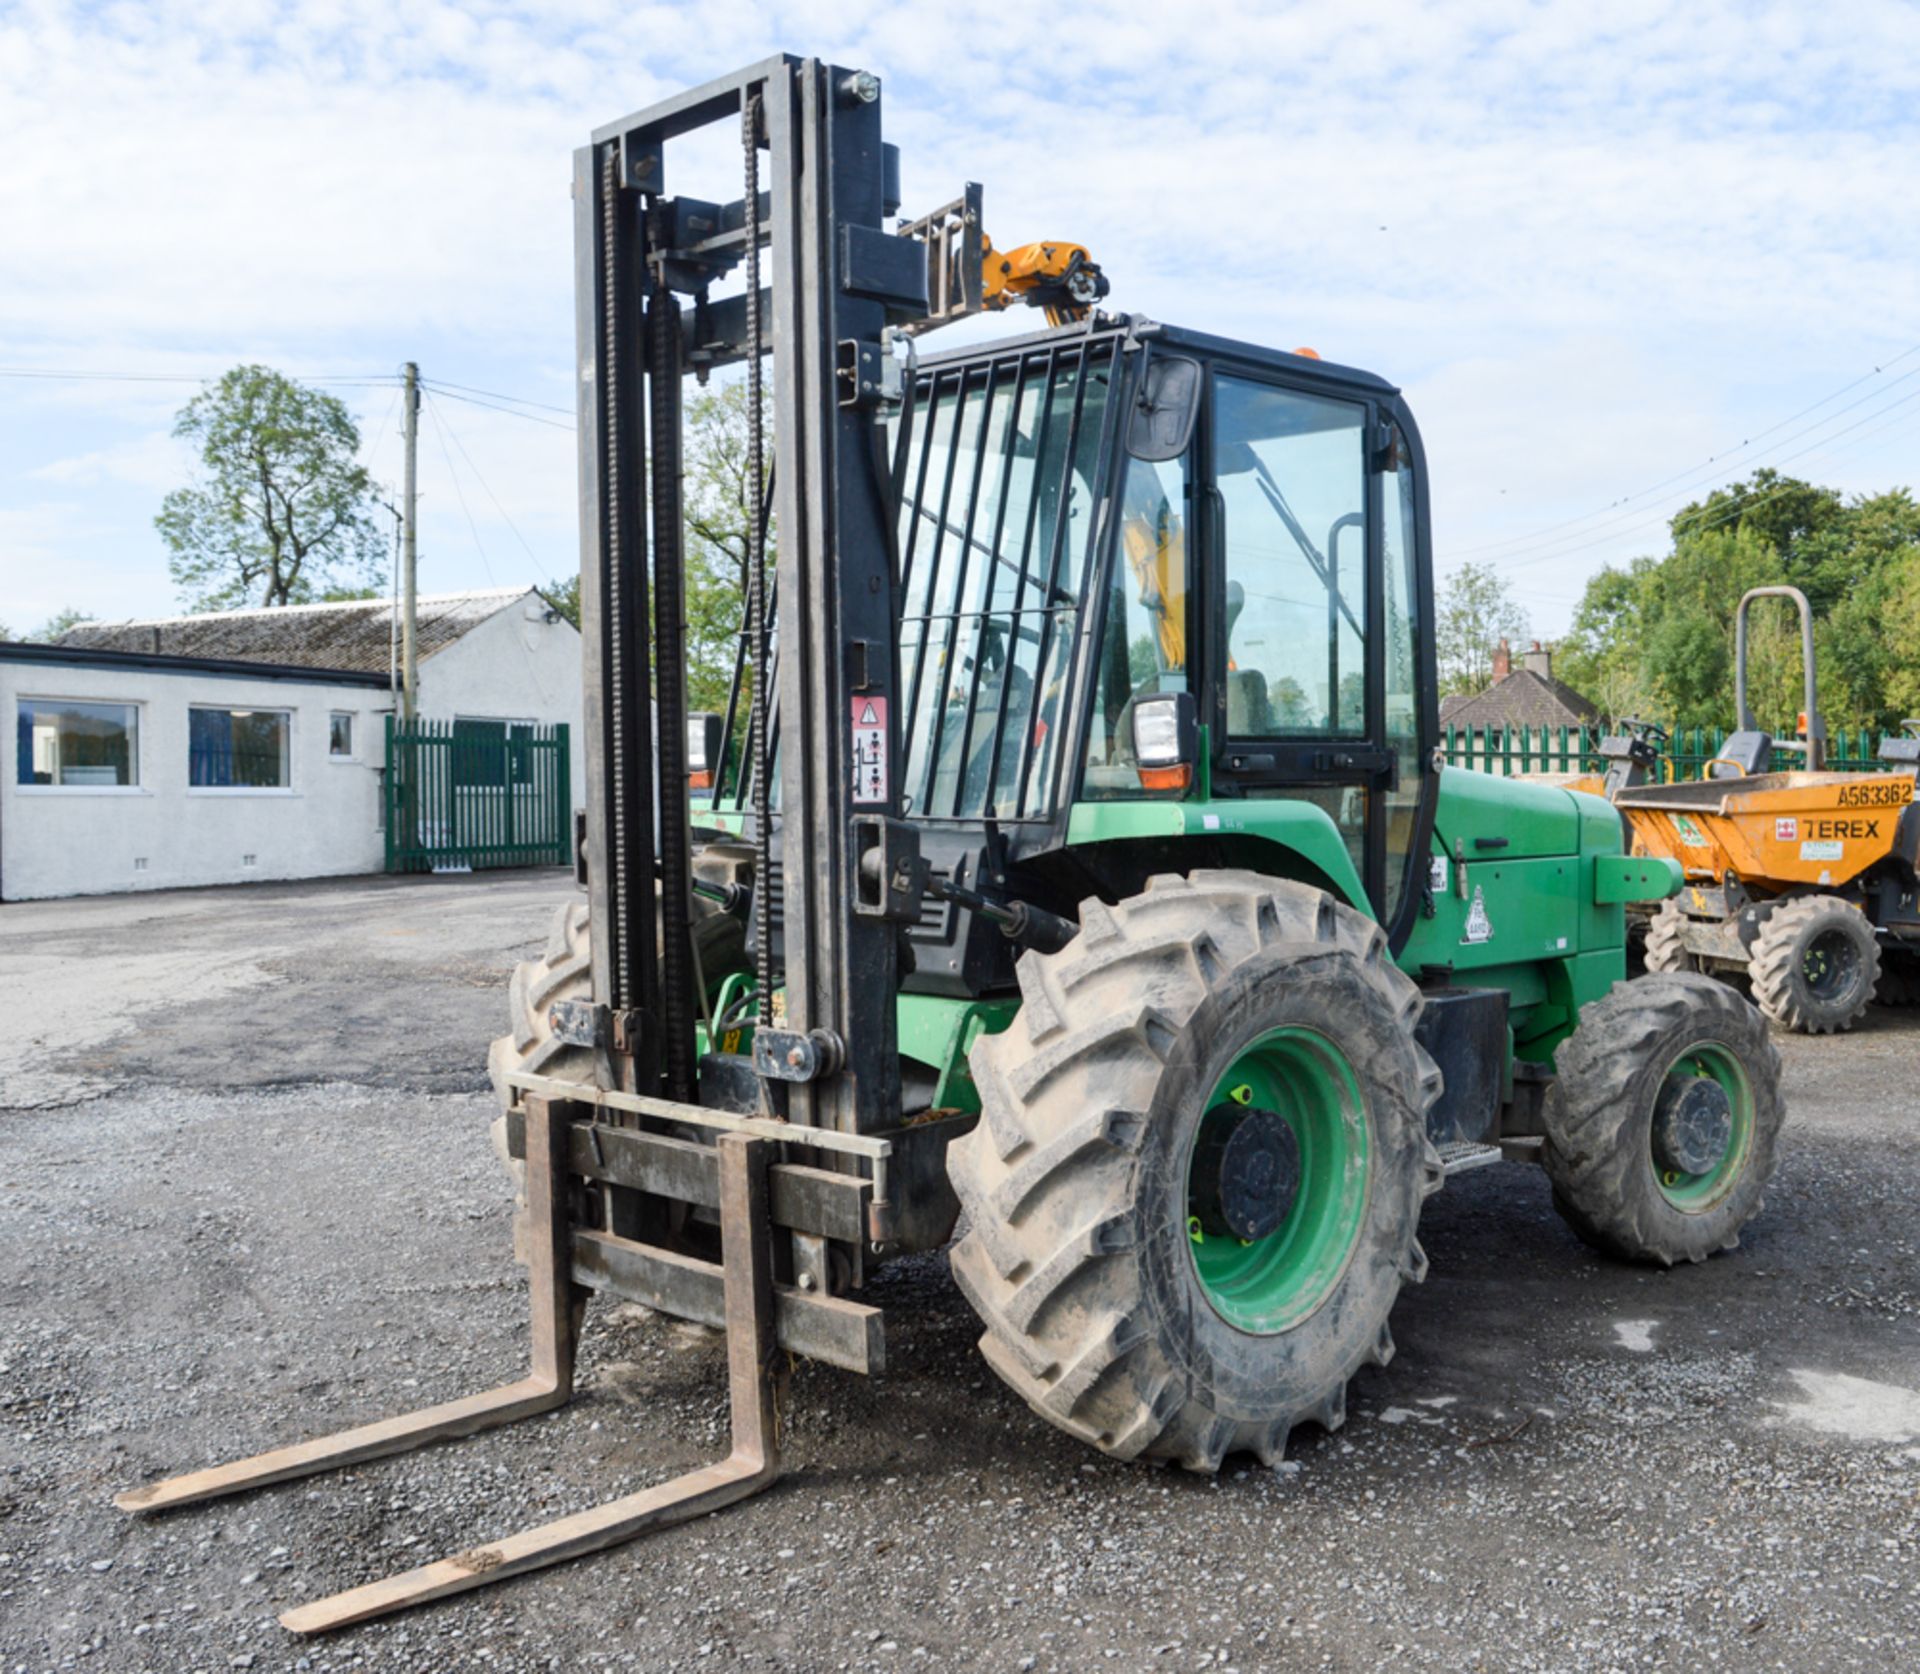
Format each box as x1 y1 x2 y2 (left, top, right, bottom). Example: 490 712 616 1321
1543 972 1783 1266
1748 894 1880 1035
947 871 1444 1473
1641 899 1693 974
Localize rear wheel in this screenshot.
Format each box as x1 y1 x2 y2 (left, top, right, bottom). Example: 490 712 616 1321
1544 973 1782 1265
1642 899 1692 973
947 871 1443 1472
1749 895 1880 1034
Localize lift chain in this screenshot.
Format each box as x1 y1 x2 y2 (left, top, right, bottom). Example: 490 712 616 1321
743 89 773 1034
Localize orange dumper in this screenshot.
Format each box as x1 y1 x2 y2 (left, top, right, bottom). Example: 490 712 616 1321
1613 588 1920 1033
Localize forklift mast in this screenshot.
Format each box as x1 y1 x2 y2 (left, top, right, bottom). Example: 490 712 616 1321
575 56 924 1133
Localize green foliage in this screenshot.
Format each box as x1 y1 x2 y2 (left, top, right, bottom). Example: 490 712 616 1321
1436 561 1529 695
542 574 580 629
1557 472 1920 732
157 365 386 610
33 606 96 641
541 384 766 710
679 381 770 712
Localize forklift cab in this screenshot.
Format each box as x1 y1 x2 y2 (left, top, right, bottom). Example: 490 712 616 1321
864 320 1438 997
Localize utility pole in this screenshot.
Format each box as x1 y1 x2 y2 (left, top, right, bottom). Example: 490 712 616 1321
401 361 420 722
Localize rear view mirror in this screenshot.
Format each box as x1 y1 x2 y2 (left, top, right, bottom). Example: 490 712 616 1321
1126 354 1201 462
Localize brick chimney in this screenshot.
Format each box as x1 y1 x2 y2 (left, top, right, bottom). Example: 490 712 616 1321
1490 637 1511 681
1523 639 1552 680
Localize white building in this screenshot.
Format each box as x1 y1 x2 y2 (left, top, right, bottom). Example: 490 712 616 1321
2 588 583 901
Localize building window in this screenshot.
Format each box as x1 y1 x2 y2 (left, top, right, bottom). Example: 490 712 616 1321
16 699 140 788
329 711 355 758
190 707 291 789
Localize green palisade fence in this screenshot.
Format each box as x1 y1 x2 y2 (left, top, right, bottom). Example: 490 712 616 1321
385 717 572 873
1440 723 1900 783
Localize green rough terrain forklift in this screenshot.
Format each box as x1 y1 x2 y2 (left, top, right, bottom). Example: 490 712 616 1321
117 55 1786 1632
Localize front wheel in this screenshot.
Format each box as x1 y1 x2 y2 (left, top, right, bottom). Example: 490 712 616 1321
1749 895 1879 1034
1641 898 1693 974
946 872 1442 1473
1544 973 1783 1265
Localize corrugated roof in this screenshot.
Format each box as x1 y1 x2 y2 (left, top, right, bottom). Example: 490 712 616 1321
1440 669 1599 732
55 588 536 675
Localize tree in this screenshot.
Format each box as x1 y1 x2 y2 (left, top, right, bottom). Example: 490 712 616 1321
544 382 766 712
1556 561 1655 720
32 606 95 642
543 574 580 629
157 365 386 610
1436 561 1529 695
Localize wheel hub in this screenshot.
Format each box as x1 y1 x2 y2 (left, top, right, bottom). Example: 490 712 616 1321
1189 1103 1301 1242
1652 1073 1733 1177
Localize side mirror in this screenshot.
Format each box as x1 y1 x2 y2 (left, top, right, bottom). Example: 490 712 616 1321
1126 354 1201 463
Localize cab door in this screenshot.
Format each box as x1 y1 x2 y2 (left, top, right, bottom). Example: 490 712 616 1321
1204 365 1432 936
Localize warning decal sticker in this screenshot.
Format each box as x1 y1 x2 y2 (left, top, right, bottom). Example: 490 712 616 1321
851 695 889 805
1775 817 1798 843
1463 886 1494 945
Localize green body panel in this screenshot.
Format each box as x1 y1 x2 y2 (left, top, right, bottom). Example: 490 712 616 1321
697 771 1639 1101
1399 772 1629 1059
1595 853 1685 905
896 993 1017 1115
1430 765 1587 859
1065 797 1370 909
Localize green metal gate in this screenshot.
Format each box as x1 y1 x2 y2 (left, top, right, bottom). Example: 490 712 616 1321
384 717 572 873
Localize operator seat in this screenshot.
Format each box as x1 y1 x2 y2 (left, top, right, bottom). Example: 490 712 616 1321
1710 731 1772 778
1222 579 1275 734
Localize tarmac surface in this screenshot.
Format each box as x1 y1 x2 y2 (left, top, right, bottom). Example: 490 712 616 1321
3 871 1918 1672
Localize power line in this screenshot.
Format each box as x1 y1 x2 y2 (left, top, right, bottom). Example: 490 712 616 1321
359 381 405 487
426 389 550 573
423 375 574 417
1451 340 1920 562
0 366 399 386
1494 376 1920 574
420 381 576 431
421 388 499 586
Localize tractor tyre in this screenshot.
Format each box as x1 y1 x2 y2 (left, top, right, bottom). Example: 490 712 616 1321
1749 895 1880 1034
488 899 607 1261
486 896 752 1257
1873 951 1920 1008
1543 972 1783 1266
1641 899 1693 974
947 871 1444 1473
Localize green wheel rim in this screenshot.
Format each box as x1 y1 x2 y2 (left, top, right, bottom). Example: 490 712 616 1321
1653 1041 1754 1210
1185 1026 1370 1334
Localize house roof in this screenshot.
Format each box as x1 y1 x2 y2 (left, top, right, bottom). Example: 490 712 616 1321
54 588 537 675
0 639 393 688
1440 668 1599 732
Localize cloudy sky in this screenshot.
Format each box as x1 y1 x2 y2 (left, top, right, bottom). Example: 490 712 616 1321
3 0 1917 639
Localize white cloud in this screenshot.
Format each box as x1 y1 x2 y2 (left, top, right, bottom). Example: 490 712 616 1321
1 1 1917 630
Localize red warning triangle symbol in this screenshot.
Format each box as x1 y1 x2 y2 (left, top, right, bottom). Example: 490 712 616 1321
859 702 880 725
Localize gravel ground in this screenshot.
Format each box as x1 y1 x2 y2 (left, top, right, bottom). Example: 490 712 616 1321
3 872 1919 1673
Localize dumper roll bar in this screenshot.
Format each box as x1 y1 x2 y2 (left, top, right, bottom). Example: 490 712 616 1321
1735 585 1825 770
